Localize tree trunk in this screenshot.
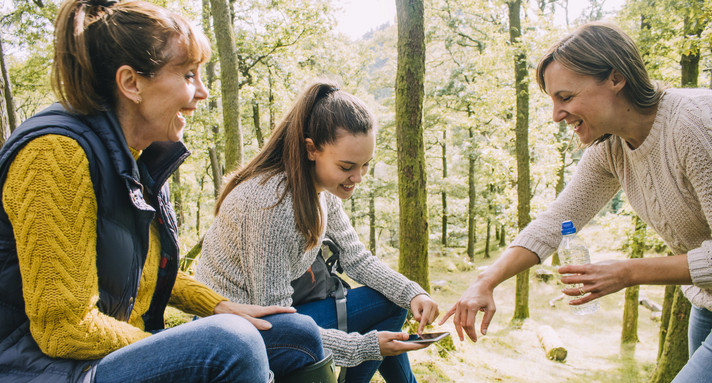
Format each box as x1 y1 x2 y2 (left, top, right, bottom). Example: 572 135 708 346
171 168 184 231
484 217 491 259
395 0 429 292
621 215 646 345
499 224 506 247
441 129 448 247
209 147 222 198
203 0 222 195
467 126 477 261
659 283 676 359
253 99 264 148
680 5 704 88
0 33 17 136
369 166 376 257
268 68 276 131
210 0 243 171
508 0 531 322
649 286 691 383
0 60 9 148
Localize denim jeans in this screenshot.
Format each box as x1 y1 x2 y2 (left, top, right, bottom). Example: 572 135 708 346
295 286 417 383
672 305 712 382
95 312 323 382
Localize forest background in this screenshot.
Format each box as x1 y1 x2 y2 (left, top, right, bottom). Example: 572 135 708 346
1 0 711 381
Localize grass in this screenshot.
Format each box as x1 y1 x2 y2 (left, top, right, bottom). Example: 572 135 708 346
370 226 665 382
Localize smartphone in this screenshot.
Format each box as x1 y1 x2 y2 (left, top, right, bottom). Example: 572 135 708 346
404 332 450 344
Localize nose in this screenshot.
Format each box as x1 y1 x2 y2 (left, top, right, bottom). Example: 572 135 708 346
350 169 363 184
552 102 566 123
195 77 209 101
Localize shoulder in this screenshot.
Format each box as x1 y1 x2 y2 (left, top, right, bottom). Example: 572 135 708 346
658 88 712 125
220 172 292 214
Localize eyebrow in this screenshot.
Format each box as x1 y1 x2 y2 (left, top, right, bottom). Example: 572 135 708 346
338 157 373 165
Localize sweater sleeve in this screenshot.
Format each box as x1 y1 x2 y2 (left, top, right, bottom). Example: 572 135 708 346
318 194 425 366
509 143 621 260
675 111 712 288
169 272 227 317
2 135 150 360
325 194 427 308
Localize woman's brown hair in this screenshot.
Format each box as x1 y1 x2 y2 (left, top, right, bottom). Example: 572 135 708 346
215 79 375 250
52 0 210 115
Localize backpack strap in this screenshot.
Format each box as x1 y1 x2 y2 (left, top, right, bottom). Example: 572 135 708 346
324 238 348 383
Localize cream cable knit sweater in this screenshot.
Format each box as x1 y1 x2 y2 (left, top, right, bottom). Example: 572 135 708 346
195 173 427 367
510 88 712 310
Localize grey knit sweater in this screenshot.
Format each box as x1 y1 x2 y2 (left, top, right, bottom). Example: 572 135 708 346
194 173 427 367
510 88 712 310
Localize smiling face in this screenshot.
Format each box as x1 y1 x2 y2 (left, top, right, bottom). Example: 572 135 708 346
121 40 209 149
307 129 375 199
543 60 624 145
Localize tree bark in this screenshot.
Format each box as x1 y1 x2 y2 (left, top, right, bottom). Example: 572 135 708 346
253 99 264 148
171 169 184 231
649 286 691 383
467 126 477 261
210 0 243 171
508 0 531 322
395 0 429 291
369 166 376 256
441 129 448 247
0 33 17 136
622 215 646 345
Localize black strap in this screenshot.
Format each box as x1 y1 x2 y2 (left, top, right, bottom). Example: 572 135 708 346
324 238 348 383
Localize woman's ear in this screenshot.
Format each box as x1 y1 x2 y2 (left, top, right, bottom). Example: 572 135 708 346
116 65 143 104
609 69 626 93
305 138 318 161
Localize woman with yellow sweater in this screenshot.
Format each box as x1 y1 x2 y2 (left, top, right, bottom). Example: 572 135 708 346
0 0 323 382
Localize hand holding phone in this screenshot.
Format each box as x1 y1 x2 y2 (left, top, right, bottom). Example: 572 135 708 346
403 332 450 344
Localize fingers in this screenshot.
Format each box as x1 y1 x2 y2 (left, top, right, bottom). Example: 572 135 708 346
438 305 456 326
259 305 297 316
480 307 494 336
463 308 478 342
245 316 273 331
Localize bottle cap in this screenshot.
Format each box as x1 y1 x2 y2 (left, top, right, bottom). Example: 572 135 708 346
561 220 577 235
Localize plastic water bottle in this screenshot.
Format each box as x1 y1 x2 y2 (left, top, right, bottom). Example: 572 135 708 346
557 220 599 315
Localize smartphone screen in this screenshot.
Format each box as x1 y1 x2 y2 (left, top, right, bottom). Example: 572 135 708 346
404 332 450 344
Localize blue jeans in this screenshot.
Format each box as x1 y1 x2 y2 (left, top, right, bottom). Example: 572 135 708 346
672 305 712 382
95 312 323 382
295 286 417 383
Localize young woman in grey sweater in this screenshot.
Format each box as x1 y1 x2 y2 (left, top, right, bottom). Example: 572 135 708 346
195 80 439 383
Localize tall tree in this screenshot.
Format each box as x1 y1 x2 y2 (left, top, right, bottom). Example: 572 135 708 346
395 0 429 291
441 128 448 247
0 34 17 136
210 0 243 171
508 0 531 322
621 215 646 345
0 61 8 147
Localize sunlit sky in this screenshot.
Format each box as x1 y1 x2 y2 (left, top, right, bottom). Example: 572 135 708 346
333 0 627 41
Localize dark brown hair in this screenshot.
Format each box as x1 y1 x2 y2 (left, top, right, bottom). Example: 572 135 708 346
536 22 663 144
52 0 211 115
215 79 375 249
